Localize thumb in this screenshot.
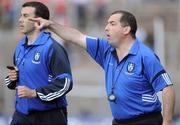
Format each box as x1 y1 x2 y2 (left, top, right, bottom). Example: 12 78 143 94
15 86 18 90
15 66 18 71
16 85 25 89
34 22 43 30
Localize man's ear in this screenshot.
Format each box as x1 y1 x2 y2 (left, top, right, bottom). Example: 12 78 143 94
123 26 131 36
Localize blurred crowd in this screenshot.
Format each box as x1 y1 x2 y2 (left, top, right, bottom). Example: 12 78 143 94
0 0 108 31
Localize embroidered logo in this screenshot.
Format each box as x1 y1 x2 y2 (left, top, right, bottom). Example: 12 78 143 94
127 62 135 73
32 52 41 64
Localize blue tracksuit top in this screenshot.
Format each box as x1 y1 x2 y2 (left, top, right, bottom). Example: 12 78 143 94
5 31 73 115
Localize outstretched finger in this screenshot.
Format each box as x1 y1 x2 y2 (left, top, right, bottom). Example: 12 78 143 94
29 17 41 22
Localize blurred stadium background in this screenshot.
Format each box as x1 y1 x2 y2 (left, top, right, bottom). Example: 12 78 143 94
0 0 180 124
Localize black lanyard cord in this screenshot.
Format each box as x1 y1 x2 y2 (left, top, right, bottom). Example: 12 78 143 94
16 46 34 68
111 56 128 93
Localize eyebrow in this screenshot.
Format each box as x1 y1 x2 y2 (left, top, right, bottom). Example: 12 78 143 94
108 21 116 24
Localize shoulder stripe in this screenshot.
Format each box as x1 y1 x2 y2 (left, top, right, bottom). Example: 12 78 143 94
162 73 172 85
151 70 166 84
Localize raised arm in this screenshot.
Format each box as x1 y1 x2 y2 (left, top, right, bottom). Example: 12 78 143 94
29 18 86 48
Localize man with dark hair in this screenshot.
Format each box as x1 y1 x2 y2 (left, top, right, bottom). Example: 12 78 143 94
22 1 50 20
30 10 175 125
4 2 72 125
111 10 137 38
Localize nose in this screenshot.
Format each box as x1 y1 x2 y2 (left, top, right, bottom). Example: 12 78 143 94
19 16 23 23
105 24 109 32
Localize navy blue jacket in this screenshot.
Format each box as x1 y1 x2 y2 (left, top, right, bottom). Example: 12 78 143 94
5 31 73 115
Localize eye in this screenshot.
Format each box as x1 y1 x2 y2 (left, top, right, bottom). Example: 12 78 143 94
111 23 115 26
23 14 29 18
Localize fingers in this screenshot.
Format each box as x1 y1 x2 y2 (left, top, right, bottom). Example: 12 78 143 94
29 17 53 29
18 91 26 98
28 17 42 30
16 86 35 98
16 86 27 98
8 70 17 74
8 70 18 81
16 86 25 90
28 17 41 22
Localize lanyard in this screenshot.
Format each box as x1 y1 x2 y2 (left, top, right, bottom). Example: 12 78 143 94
111 56 127 94
16 46 33 68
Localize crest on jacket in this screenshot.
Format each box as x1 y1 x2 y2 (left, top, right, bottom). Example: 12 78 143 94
32 52 41 64
127 62 135 73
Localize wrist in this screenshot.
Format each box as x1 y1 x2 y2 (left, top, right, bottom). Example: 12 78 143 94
163 120 172 125
31 90 37 98
49 20 55 29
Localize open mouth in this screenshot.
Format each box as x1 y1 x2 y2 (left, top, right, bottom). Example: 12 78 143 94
106 34 110 39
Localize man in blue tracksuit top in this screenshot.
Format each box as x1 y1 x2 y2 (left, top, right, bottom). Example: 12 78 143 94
30 10 175 125
4 2 72 125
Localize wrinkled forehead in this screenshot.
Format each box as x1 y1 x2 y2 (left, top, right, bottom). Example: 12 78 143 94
107 13 122 23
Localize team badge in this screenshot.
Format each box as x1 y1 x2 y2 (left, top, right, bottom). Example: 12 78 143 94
32 52 41 64
127 62 135 73
34 52 40 62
